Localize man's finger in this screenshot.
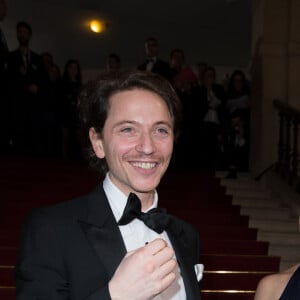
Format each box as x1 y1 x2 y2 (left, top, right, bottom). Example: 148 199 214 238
144 238 168 256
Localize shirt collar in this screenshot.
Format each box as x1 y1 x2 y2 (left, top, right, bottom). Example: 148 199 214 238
103 172 158 222
147 56 157 63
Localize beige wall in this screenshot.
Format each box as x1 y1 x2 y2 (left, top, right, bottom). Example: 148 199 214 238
249 0 300 175
288 0 300 109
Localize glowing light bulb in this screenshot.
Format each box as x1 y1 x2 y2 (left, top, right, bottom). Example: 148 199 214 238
89 20 104 33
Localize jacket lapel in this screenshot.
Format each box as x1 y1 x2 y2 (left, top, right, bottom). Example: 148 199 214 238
78 186 127 278
77 186 200 298
166 218 200 300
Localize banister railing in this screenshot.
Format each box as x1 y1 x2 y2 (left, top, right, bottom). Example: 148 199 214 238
273 99 300 192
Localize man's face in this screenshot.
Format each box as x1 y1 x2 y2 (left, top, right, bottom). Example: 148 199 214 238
17 26 31 46
145 40 158 58
170 51 184 69
197 64 207 81
204 70 215 87
90 89 174 196
67 62 79 80
107 57 120 72
233 74 244 92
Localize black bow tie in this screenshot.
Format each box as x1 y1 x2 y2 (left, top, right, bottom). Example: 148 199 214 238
118 193 170 234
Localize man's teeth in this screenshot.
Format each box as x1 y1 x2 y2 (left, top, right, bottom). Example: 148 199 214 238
132 162 155 169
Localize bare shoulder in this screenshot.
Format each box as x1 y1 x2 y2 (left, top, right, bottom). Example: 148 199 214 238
254 272 285 300
254 264 300 300
282 263 300 275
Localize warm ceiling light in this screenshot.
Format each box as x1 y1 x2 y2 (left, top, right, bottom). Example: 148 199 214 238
89 20 105 33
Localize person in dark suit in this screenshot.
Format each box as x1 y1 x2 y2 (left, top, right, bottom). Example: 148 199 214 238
15 69 203 299
0 0 8 80
0 0 10 153
195 66 227 170
137 37 171 80
6 20 42 154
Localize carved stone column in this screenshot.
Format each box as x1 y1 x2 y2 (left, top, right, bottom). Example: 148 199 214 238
249 0 293 175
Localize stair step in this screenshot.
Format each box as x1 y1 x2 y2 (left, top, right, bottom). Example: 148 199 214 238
0 248 18 265
180 214 249 227
226 188 272 199
232 196 282 208
202 271 267 290
200 254 280 271
0 287 15 300
198 226 257 240
249 218 299 233
0 231 21 247
215 171 251 179
169 204 242 214
201 239 269 255
171 211 249 227
201 291 255 300
160 191 232 205
0 267 14 286
269 244 300 261
2 189 88 204
240 207 291 220
258 231 300 245
220 177 260 189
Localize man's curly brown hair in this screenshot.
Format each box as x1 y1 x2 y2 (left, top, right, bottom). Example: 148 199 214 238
77 68 182 175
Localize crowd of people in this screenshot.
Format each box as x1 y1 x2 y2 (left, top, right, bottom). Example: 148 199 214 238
3 3 300 300
0 18 85 160
1 10 251 174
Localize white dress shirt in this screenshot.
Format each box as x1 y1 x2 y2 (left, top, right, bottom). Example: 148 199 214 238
146 56 157 72
103 173 186 300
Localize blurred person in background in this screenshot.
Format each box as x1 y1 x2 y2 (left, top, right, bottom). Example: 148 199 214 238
137 37 171 80
60 58 83 160
0 0 10 153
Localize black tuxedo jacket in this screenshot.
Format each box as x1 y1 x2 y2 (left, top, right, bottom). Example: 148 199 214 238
15 185 201 300
7 49 41 86
138 58 171 81
0 27 8 80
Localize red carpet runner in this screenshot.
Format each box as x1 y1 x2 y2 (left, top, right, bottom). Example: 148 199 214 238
0 155 280 300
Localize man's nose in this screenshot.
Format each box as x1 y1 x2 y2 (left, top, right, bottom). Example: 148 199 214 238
135 133 156 154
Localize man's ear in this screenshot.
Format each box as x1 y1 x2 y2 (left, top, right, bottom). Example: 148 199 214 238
89 128 105 158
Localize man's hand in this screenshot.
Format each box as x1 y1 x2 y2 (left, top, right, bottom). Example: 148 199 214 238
109 239 177 300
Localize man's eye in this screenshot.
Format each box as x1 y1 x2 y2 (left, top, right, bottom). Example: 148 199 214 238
157 128 169 134
121 127 133 133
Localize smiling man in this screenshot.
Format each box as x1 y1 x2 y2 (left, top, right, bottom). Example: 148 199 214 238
15 69 202 300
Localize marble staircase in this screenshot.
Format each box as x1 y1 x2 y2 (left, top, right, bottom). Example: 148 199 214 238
217 172 300 272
